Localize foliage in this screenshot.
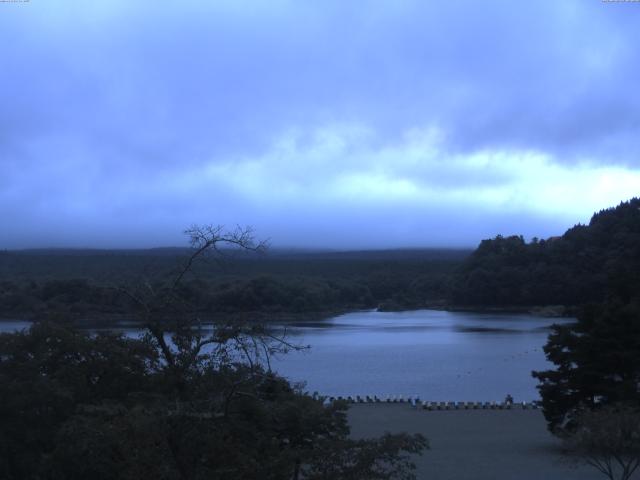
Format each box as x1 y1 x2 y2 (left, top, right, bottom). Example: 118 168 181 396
0 324 426 479
303 433 427 480
563 404 640 480
452 198 640 307
0 322 156 479
0 226 427 479
0 249 466 322
532 300 640 431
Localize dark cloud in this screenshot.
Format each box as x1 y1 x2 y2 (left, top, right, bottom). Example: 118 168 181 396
1 1 639 248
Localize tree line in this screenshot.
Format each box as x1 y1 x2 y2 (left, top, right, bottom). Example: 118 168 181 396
452 198 640 308
0 250 463 323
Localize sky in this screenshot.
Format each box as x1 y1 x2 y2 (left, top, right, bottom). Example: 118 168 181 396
1 0 639 249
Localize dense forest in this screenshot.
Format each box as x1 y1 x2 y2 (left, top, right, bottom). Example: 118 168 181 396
452 198 640 309
2 198 639 323
0 249 467 324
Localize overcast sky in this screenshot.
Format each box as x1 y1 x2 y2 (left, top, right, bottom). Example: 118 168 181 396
1 1 639 249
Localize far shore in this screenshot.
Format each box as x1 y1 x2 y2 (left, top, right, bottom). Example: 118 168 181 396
385 303 575 317
0 309 354 328
0 303 575 329
348 404 602 480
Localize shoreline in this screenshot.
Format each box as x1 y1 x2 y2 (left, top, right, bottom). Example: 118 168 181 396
388 303 575 318
0 308 356 328
0 303 575 328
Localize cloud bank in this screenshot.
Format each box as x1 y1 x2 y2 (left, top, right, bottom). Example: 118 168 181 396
1 0 639 248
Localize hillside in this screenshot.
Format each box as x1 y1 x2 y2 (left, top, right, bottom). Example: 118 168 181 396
451 198 640 308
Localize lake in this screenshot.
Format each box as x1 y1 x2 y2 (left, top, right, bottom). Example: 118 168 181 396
269 309 571 402
0 309 571 402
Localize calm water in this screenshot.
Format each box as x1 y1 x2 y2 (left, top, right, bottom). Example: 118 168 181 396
269 310 572 402
0 310 572 402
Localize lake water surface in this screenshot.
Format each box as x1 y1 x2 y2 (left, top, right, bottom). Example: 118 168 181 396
269 309 572 402
0 310 572 402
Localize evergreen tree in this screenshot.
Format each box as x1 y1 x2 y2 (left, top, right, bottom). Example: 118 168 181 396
532 300 640 431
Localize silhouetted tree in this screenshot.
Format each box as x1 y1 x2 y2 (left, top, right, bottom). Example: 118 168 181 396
532 301 640 432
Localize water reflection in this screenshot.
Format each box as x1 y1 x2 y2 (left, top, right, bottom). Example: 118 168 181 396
269 310 573 401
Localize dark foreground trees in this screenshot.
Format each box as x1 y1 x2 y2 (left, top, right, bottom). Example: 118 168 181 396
0 226 426 479
0 322 426 479
532 301 640 432
533 300 640 480
452 197 640 308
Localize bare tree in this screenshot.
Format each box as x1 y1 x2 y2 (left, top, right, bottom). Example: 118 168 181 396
116 225 303 400
564 404 640 480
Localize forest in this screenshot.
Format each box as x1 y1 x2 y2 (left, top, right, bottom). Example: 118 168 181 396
451 198 640 308
2 199 639 323
0 248 467 324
